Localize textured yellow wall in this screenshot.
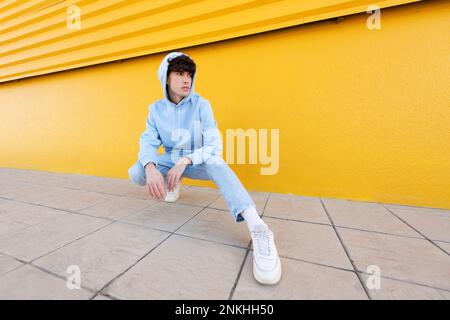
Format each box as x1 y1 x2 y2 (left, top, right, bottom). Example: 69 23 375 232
1 1 449 209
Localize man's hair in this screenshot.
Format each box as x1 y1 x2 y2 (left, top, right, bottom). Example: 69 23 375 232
167 54 196 80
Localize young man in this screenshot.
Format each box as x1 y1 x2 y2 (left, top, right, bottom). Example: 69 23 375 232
128 52 282 285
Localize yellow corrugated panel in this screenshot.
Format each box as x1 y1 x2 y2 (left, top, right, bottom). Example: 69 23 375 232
0 0 419 83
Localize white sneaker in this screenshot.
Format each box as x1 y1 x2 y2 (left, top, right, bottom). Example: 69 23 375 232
250 224 282 285
164 177 181 202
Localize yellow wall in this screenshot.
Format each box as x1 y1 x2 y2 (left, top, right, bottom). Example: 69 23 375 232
0 0 417 82
1 0 449 209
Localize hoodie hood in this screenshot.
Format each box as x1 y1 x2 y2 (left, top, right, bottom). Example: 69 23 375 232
157 51 196 105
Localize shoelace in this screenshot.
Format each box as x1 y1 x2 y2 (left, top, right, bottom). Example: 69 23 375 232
252 229 274 257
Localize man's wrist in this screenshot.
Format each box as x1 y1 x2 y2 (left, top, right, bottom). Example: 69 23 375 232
145 162 156 170
177 156 192 166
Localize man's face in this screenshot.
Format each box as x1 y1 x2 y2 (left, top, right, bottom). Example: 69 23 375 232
167 70 192 99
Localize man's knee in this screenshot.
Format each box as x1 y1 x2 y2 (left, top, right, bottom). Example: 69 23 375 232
128 162 146 186
204 155 226 166
202 156 230 177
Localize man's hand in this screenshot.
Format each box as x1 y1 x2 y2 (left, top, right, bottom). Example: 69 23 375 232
167 157 192 192
145 163 166 201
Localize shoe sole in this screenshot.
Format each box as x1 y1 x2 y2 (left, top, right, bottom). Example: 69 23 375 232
164 196 179 202
253 256 282 285
164 179 181 202
164 189 180 202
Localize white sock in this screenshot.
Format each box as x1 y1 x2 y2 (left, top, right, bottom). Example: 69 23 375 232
241 205 267 232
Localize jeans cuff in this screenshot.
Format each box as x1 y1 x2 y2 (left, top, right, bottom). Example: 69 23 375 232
232 203 255 223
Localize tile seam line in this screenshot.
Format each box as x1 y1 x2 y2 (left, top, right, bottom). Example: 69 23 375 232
1 195 445 245
263 214 427 241
3 221 447 297
0 241 383 285
29 220 117 263
0 195 117 223
0 262 99 298
356 270 450 294
228 191 272 300
29 263 99 295
0 201 377 281
2 168 450 210
381 203 450 256
0 186 127 213
0 231 365 283
0 200 250 261
320 197 372 300
95 204 212 299
4 173 449 217
1 193 178 225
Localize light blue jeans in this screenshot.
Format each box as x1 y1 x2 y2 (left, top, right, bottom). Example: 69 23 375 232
128 153 255 223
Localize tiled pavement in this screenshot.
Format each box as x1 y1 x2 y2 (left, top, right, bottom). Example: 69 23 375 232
0 168 449 300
